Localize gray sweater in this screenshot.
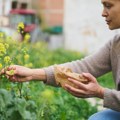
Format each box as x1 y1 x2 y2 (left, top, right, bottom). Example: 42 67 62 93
44 34 120 112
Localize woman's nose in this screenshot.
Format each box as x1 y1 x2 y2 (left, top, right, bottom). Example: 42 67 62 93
102 9 108 17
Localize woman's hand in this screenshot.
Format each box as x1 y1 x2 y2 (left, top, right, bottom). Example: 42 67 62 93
2 65 46 82
63 73 105 99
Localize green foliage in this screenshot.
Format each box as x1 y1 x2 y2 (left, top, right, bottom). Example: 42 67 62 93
34 87 98 120
0 30 114 119
0 89 37 120
98 72 115 89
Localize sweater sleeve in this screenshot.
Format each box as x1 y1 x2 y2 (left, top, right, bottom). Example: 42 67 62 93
43 39 112 86
104 88 120 112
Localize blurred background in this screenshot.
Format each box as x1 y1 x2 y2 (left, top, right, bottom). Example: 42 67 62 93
0 0 120 54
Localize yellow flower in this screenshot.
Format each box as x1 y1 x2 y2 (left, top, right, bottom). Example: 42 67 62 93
0 63 2 69
17 22 25 34
7 69 15 76
0 43 6 56
24 54 29 60
4 56 11 63
18 22 24 29
24 33 30 42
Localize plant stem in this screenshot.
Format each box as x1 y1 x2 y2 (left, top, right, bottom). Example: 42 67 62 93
18 83 23 98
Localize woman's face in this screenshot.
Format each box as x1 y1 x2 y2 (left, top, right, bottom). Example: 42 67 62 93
101 0 120 30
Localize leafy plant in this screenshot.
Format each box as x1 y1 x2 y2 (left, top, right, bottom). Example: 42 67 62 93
0 22 114 119
0 23 37 120
0 89 37 120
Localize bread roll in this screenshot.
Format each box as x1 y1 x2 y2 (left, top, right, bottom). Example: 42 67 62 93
54 65 88 88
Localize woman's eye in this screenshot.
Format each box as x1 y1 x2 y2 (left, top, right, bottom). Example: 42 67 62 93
105 3 112 9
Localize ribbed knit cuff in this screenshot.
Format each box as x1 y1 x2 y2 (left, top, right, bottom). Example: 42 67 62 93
104 88 113 107
43 66 58 87
103 88 120 111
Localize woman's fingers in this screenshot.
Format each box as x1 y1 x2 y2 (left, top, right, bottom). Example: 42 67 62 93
0 65 16 75
82 73 96 82
6 70 16 76
64 84 87 98
67 78 87 90
7 65 17 70
0 68 5 74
